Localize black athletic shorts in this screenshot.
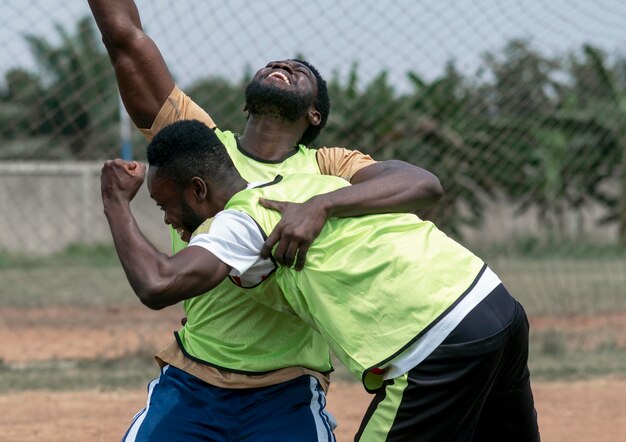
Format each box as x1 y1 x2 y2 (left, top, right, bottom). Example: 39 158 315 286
356 284 541 442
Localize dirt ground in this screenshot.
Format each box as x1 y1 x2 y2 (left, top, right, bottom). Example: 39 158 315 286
1 306 625 441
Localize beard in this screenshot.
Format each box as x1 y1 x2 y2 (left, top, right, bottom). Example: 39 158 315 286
180 197 207 238
244 78 314 122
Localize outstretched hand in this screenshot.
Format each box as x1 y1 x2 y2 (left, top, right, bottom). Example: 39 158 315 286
259 197 329 270
101 159 147 204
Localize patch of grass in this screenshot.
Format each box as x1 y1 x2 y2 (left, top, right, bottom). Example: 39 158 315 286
529 330 626 381
487 257 626 316
0 243 119 270
0 266 136 307
477 235 626 261
0 353 158 393
0 242 141 307
1 240 625 382
58 243 121 267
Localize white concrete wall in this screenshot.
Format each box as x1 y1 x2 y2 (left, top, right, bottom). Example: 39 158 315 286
0 162 170 255
0 162 617 256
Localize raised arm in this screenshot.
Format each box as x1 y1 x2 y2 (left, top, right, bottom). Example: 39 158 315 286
260 159 443 269
100 159 230 310
88 0 175 128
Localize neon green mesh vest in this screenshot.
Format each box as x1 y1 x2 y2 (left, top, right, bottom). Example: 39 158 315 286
174 130 332 373
225 174 485 388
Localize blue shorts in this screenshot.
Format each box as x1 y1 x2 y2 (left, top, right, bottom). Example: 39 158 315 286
122 365 337 442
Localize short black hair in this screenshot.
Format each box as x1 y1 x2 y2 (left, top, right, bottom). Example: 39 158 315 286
147 120 237 185
291 59 330 146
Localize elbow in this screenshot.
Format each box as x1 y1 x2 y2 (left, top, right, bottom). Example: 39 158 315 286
376 160 444 207
139 296 169 311
422 175 444 203
410 170 444 209
134 282 172 311
99 19 145 55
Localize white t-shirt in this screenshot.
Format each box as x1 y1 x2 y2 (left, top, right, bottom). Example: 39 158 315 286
188 209 274 288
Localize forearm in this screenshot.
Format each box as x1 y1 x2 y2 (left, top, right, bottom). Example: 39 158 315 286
88 0 142 44
320 160 444 217
104 200 174 308
104 199 229 309
88 0 174 128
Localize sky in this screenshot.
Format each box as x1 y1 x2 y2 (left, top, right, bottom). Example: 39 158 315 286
1 0 626 93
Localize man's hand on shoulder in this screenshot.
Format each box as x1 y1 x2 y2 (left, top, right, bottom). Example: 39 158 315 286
259 196 330 270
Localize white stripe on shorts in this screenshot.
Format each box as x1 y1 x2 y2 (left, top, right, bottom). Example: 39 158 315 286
309 376 337 442
123 365 170 442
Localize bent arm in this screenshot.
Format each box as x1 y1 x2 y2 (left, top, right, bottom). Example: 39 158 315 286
260 157 443 268
103 200 230 310
88 0 175 128
319 159 443 217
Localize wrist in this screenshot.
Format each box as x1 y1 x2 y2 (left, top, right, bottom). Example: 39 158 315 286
311 193 333 218
103 196 131 217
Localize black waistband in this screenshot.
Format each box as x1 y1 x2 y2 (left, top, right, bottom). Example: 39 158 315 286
442 284 516 344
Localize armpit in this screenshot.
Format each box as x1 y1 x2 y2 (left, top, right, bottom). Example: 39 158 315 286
140 86 217 141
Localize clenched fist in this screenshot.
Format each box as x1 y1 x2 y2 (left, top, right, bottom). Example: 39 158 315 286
101 159 147 204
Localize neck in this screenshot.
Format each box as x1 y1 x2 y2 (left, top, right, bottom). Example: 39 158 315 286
239 114 308 160
216 176 248 206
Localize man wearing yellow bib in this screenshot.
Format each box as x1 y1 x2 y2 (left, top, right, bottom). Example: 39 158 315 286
89 1 444 440
102 120 540 442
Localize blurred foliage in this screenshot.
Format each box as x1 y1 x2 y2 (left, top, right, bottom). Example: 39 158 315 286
1 18 625 240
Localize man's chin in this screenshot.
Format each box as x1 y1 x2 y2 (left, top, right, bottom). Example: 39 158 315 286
175 227 192 243
245 84 310 122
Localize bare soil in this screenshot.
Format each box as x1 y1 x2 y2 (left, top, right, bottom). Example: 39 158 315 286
1 306 625 441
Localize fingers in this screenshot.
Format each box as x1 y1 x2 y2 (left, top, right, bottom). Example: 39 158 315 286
259 198 287 212
263 228 295 266
102 159 137 175
126 161 146 176
272 233 289 265
282 240 300 268
266 235 309 268
260 229 280 259
294 245 309 271
259 199 317 269
100 159 146 202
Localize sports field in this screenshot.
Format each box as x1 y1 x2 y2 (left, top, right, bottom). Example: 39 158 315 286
0 305 625 441
0 248 625 441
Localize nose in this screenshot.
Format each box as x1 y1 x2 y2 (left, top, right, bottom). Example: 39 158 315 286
268 60 293 74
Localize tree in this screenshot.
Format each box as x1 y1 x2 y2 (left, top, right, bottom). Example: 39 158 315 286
0 68 42 140
392 63 497 237
475 41 616 237
562 45 626 241
3 16 119 159
185 76 248 132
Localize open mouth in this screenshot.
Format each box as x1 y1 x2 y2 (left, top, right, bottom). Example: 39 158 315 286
267 71 291 85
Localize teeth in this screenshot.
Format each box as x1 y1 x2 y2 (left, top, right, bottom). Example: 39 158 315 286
269 72 290 85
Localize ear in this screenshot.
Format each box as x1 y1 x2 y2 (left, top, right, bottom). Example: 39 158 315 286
307 108 321 126
190 177 208 202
